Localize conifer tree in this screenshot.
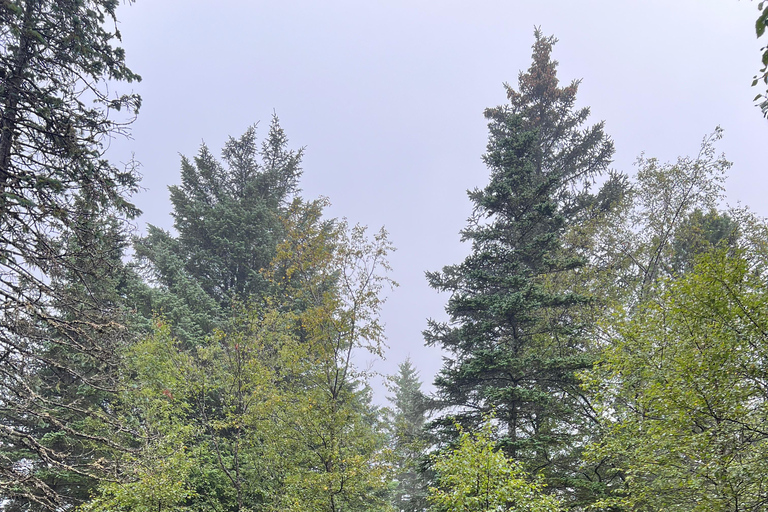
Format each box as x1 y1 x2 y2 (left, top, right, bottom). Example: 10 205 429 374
0 1 141 508
132 117 302 343
425 30 621 505
1 200 138 511
387 359 429 512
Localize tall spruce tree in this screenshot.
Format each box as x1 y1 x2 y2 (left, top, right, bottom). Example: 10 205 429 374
15 200 137 510
425 31 621 505
132 116 302 343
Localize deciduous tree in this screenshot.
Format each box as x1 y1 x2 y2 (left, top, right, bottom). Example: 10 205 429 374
267 198 396 512
428 418 561 512
752 0 768 116
586 246 768 512
588 129 732 309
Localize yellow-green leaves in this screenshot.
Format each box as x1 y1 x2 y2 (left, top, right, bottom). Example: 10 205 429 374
85 196 397 512
78 445 195 512
429 419 561 512
587 248 768 511
265 197 396 512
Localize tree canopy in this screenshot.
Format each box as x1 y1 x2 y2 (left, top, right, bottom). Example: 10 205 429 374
0 9 764 512
586 246 768 512
428 418 561 512
0 0 141 508
132 117 303 344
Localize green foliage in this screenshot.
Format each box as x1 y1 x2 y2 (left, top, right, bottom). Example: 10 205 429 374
85 198 396 512
387 359 430 512
565 129 768 510
585 246 768 511
266 197 396 512
83 310 292 512
587 129 732 310
570 130 761 509
669 208 739 274
0 1 141 508
429 419 561 512
132 116 302 344
753 1 768 116
425 30 623 505
79 441 195 512
0 209 140 511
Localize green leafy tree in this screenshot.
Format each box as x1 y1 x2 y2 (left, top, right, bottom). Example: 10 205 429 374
387 358 430 512
425 30 621 505
0 0 141 509
589 130 732 309
668 208 739 275
585 246 768 512
428 419 561 512
83 312 287 512
569 132 768 509
267 198 396 512
85 198 397 512
78 322 199 512
132 117 302 344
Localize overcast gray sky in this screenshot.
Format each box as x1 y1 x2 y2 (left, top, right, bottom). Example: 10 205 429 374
108 0 768 402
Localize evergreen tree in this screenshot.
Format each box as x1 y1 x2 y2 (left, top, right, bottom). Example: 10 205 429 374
132 116 302 344
1 200 138 511
0 1 141 508
424 30 621 505
387 359 429 512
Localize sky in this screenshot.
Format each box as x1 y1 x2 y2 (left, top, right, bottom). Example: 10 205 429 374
107 0 768 403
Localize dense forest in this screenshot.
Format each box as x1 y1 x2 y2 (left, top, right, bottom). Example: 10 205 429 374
1 1 768 511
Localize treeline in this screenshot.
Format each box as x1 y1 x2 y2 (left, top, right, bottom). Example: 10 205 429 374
1 2 768 512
